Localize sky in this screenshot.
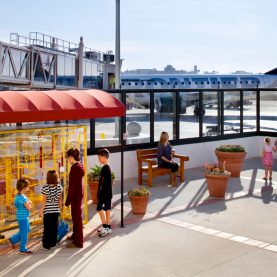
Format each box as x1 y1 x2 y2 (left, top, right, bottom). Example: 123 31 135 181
1 0 277 73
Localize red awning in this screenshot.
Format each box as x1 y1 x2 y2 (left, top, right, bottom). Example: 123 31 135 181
0 89 125 123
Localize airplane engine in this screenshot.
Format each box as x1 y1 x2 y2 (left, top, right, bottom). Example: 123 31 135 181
154 96 187 114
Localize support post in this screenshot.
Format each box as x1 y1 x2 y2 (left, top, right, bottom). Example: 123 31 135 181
120 91 126 228
120 116 124 228
77 36 84 89
115 0 120 89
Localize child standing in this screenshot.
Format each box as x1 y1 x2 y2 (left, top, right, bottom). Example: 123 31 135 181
97 149 113 237
262 137 276 181
8 179 32 254
40 170 63 250
65 148 85 248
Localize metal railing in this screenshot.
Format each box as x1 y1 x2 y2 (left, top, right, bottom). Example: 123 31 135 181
10 32 111 63
0 88 276 153
86 88 277 154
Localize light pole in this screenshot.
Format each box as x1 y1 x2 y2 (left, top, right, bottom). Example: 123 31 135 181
116 0 125 228
115 0 120 89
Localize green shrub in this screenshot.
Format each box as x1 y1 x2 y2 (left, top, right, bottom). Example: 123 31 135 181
128 187 150 197
216 144 245 152
88 164 116 182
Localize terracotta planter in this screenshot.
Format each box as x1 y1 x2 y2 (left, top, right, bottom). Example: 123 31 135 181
205 172 231 197
88 181 99 204
215 150 246 177
129 195 149 214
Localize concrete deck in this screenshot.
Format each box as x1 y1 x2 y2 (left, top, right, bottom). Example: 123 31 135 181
1 157 277 277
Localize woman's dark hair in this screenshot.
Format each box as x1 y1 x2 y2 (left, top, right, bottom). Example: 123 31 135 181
97 148 109 159
66 148 80 161
47 170 59 185
16 179 29 192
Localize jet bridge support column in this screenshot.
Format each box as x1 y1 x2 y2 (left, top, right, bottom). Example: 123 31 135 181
77 36 84 89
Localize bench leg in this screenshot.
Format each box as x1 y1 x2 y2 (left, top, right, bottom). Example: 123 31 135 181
180 161 184 182
147 168 153 187
138 168 143 185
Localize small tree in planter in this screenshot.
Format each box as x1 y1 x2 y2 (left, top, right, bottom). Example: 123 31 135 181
88 164 115 204
215 144 246 177
128 187 150 214
204 161 231 197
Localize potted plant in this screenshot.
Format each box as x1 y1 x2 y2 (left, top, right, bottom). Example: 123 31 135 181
204 161 231 197
128 187 150 214
215 144 246 177
88 164 115 204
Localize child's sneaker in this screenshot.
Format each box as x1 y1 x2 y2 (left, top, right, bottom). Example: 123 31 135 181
97 225 106 234
99 228 112 237
20 250 32 255
41 246 50 251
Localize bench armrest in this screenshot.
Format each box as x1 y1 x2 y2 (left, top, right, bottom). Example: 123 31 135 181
173 154 189 161
141 158 157 166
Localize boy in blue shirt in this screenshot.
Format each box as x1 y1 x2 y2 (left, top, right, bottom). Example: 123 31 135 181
8 179 32 254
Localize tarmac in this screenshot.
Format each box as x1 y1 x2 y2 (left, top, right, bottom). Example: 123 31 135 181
1 157 277 277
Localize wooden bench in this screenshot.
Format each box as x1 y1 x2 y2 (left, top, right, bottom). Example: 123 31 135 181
137 148 189 187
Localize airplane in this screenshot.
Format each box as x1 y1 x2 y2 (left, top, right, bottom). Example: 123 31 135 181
121 68 277 115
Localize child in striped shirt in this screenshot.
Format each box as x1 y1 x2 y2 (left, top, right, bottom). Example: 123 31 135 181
8 179 32 254
40 170 63 250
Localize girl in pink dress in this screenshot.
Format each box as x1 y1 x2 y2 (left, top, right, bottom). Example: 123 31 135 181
262 137 276 181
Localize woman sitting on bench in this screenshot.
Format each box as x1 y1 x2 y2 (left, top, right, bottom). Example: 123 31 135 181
157 131 179 187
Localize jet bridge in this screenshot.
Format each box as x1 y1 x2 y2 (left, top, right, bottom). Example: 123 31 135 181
0 32 115 89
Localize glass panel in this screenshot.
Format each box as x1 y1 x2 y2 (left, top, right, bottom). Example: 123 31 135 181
95 117 120 147
179 91 199 139
243 91 256 132
34 53 45 82
126 92 150 144
65 119 91 149
40 53 54 83
57 54 76 87
91 62 98 76
19 52 28 79
0 46 5 64
0 126 87 232
2 48 14 77
260 91 277 132
83 60 94 88
64 55 74 76
0 121 91 148
57 55 65 76
10 49 21 76
154 92 174 141
223 91 240 134
95 93 120 148
203 91 220 137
